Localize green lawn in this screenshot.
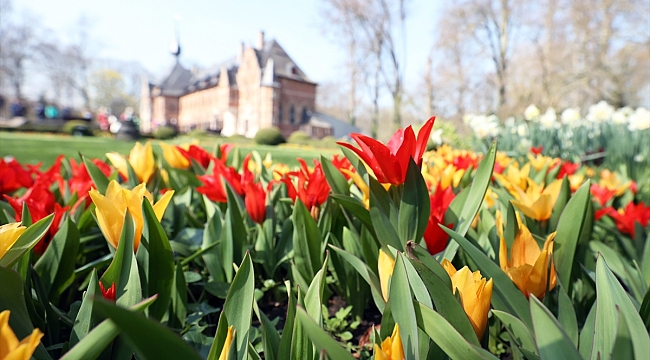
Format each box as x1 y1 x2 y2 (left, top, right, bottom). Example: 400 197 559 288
0 131 341 168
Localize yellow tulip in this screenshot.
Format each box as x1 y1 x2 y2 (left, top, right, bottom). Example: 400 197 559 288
499 224 557 299
494 163 530 192
378 248 395 302
484 188 499 208
218 325 235 360
527 154 560 173
0 310 43 360
262 153 273 169
442 260 493 339
106 141 155 183
341 169 369 209
598 169 633 196
89 180 174 251
0 222 26 260
510 179 562 221
160 142 189 169
374 323 405 360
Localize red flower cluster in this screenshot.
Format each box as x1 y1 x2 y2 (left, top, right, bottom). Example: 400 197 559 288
556 161 580 179
338 117 435 185
277 158 331 212
197 154 267 224
178 144 232 169
530 146 544 155
0 158 34 194
59 158 111 208
423 184 455 254
596 202 650 238
590 184 617 206
4 156 68 255
331 154 355 180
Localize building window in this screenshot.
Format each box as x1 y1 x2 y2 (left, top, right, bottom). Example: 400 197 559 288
302 108 309 123
289 106 295 124
278 105 283 124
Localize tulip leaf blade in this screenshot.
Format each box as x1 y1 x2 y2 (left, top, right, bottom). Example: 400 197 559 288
398 159 430 244
223 183 247 282
414 301 498 360
370 206 403 252
34 216 80 302
442 225 533 328
222 252 255 360
390 253 420 360
593 255 650 360
328 244 385 313
304 252 329 326
82 154 109 194
125 159 141 189
330 194 373 230
557 283 578 346
549 176 571 231
138 199 175 321
277 281 298 360
0 266 53 360
554 180 592 293
320 155 350 196
93 299 202 360
529 295 582 360
70 269 99 347
202 207 226 282
207 311 230 360
100 210 142 308
0 213 54 268
295 306 356 360
492 310 538 357
292 198 323 282
62 295 158 360
405 255 479 346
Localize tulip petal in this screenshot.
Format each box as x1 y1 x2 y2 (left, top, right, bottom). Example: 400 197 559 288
153 190 175 221
414 117 435 161
106 153 128 180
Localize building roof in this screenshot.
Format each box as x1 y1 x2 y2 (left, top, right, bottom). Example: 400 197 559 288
151 37 313 97
309 111 361 139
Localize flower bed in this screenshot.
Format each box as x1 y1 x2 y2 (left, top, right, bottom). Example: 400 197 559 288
1 116 649 359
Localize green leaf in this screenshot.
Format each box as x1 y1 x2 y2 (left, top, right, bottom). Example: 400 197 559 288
529 296 582 360
62 295 158 360
292 199 323 282
406 241 452 289
169 263 188 329
100 210 142 307
295 307 356 360
222 184 247 282
389 253 419 360
70 269 99 347
593 255 650 360
0 266 52 360
0 214 54 268
202 209 225 282
222 252 255 360
492 310 538 357
207 311 230 360
578 303 596 359
253 301 280 360
330 194 373 229
304 252 329 326
557 283 578 346
443 141 496 260
125 159 140 189
640 288 650 332
443 225 533 328
549 176 571 231
328 244 385 313
93 299 202 360
370 206 403 251
554 181 591 293
414 301 498 360
320 156 349 196
137 200 174 320
277 281 297 359
398 159 430 244
82 155 109 194
405 254 479 346
34 216 80 301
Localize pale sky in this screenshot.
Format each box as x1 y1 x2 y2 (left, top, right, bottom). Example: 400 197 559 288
17 0 443 90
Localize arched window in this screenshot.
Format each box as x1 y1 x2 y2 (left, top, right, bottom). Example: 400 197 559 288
289 106 295 124
302 108 309 123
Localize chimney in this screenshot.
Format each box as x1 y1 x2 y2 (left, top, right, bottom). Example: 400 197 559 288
237 42 244 63
257 31 265 50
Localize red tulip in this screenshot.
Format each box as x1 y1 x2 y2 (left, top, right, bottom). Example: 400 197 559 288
99 281 116 302
556 161 579 179
337 117 435 185
196 160 244 202
245 182 266 224
59 158 111 208
423 184 455 254
177 145 217 169
530 146 544 155
330 154 355 180
0 158 34 194
452 153 479 171
599 202 650 238
590 184 617 206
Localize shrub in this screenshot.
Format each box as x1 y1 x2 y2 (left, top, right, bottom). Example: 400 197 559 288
254 127 286 146
62 120 93 136
287 130 312 144
319 135 339 148
153 125 178 140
